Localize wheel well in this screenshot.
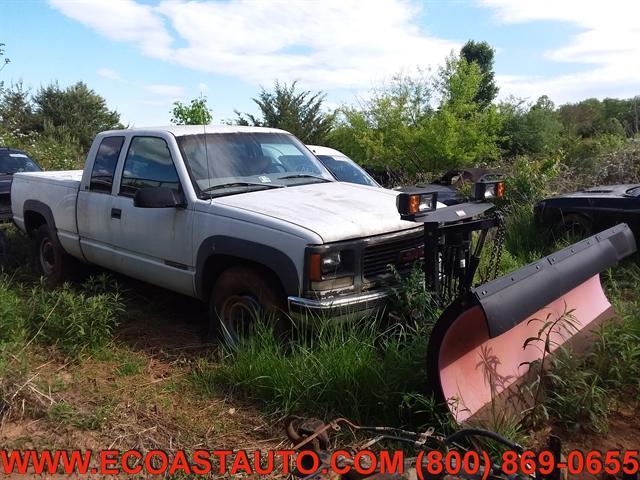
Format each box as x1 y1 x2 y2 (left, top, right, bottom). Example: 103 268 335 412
24 210 48 236
200 254 286 301
558 210 592 225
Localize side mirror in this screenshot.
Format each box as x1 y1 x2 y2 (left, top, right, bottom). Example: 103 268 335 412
133 187 186 208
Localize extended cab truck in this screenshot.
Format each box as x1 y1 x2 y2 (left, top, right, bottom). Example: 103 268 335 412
12 126 430 344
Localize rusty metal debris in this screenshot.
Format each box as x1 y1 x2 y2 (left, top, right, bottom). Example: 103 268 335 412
284 417 640 480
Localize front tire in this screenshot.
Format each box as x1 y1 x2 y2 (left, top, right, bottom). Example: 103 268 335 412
34 224 76 287
209 265 287 348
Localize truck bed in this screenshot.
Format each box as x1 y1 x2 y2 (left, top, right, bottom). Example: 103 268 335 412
11 170 84 255
15 170 83 188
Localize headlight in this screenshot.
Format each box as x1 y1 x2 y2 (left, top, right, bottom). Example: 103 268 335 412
321 251 341 274
308 249 354 291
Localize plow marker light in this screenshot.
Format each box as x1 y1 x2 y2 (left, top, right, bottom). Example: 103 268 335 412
427 223 636 423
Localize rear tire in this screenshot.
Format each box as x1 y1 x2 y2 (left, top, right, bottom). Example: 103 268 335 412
34 224 76 287
208 265 287 348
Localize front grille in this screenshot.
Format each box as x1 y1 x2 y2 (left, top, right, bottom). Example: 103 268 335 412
363 232 424 280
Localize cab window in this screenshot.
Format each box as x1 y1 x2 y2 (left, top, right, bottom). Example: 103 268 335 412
90 136 124 193
120 136 181 197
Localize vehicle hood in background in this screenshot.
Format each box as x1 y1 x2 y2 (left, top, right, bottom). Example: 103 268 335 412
214 182 422 243
555 184 640 199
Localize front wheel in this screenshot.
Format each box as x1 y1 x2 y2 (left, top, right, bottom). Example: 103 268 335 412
209 265 287 348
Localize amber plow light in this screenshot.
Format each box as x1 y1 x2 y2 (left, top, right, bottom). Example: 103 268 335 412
426 224 636 423
471 179 505 201
396 190 437 220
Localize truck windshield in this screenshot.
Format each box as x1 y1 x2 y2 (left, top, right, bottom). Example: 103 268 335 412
176 132 334 197
0 152 41 175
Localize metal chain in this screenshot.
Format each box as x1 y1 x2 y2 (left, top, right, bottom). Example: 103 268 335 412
487 210 506 281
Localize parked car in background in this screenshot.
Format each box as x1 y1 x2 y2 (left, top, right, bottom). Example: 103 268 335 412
535 184 640 238
1 147 41 222
307 145 380 188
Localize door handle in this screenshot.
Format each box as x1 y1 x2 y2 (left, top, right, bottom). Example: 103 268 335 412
111 208 122 219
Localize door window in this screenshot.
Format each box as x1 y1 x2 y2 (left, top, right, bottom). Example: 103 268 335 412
90 136 125 193
120 137 181 197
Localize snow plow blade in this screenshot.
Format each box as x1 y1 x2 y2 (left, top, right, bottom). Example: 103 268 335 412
427 223 636 423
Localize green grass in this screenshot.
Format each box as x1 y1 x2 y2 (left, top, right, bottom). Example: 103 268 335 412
115 355 146 377
48 401 113 430
202 317 432 426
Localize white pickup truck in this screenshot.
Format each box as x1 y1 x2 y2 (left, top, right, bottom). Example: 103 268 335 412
12 126 430 344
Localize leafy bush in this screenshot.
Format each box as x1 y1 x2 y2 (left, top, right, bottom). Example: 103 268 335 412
388 264 439 324
0 125 84 170
501 155 559 206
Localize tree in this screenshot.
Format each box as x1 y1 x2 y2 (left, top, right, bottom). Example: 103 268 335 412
32 82 121 150
235 81 334 144
500 95 564 156
460 40 498 108
0 82 37 132
330 57 503 176
170 96 212 125
0 43 10 94
425 54 503 168
328 72 434 172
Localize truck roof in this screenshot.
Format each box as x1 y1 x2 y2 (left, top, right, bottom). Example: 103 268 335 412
307 145 347 157
99 125 289 137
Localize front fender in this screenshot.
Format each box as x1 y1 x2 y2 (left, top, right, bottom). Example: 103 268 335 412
195 236 300 299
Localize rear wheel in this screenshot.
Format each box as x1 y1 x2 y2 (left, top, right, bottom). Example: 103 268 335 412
34 224 76 287
557 213 592 238
209 265 287 348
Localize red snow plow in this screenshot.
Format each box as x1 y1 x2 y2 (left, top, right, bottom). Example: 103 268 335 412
396 179 637 423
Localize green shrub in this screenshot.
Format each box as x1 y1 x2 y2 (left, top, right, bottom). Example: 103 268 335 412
501 155 559 206
27 279 124 358
0 126 84 170
388 264 439 324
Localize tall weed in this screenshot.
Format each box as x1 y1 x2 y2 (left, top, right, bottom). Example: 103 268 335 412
209 317 430 425
28 280 124 358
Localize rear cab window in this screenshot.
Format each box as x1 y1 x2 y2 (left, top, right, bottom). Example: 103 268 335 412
90 136 125 193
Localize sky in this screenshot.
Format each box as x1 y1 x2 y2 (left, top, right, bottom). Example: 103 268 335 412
1 0 639 126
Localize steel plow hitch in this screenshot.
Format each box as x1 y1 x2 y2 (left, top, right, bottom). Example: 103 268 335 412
427 223 637 423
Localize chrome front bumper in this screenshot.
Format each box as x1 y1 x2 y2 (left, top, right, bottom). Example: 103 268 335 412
287 289 389 320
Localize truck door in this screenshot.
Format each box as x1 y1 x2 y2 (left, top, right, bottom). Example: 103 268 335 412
77 135 126 266
108 135 195 296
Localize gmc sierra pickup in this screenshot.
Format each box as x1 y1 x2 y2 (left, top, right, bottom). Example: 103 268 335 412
12 126 432 345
